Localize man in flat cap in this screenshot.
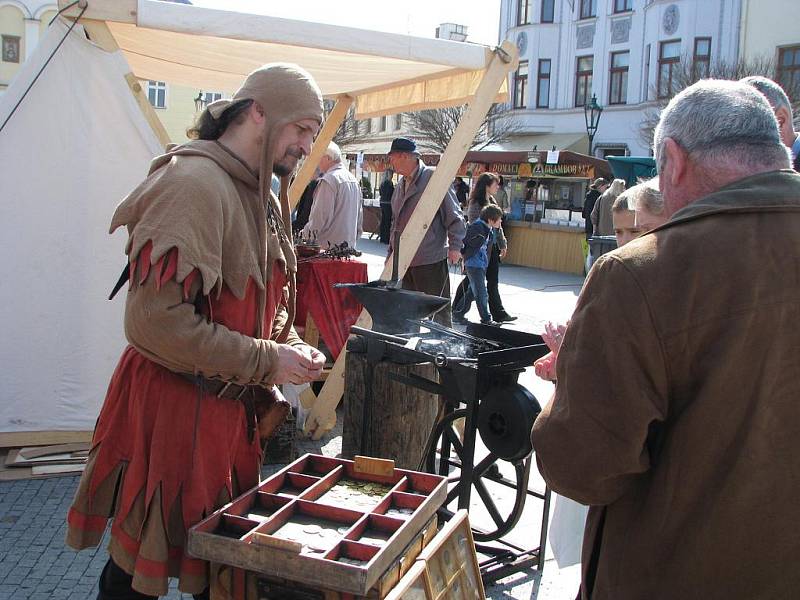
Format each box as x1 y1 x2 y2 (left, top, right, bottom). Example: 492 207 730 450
387 137 466 325
67 64 326 599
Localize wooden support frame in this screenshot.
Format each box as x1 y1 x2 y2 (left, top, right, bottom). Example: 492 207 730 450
81 19 171 150
287 95 354 210
0 430 92 449
303 41 518 440
57 0 137 23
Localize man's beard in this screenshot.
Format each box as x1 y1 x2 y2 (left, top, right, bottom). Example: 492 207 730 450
273 147 304 177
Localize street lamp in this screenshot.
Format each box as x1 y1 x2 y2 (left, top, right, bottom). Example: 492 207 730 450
584 93 603 156
194 91 206 112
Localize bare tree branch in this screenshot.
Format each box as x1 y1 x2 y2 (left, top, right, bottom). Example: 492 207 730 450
322 100 374 148
639 54 800 150
403 103 525 153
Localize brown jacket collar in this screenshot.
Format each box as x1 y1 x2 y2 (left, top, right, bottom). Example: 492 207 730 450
660 169 800 230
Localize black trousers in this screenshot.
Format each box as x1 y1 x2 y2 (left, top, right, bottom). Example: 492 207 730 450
453 244 507 320
379 203 392 244
402 259 452 326
97 558 209 600
486 243 507 318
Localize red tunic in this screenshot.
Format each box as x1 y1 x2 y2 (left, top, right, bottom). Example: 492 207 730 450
67 244 286 596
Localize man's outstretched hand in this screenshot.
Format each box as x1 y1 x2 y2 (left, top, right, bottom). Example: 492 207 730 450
275 343 325 384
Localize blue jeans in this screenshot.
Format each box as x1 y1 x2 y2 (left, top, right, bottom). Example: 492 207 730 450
457 266 491 322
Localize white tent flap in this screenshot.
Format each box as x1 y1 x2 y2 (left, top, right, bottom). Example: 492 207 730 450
0 19 162 433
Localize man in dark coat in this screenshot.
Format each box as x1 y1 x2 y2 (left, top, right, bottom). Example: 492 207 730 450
378 171 395 244
582 178 607 239
293 177 318 233
533 79 800 599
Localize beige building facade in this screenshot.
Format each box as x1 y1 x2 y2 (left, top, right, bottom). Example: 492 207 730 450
739 0 799 99
0 0 57 93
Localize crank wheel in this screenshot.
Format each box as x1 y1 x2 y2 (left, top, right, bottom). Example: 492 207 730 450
424 409 531 542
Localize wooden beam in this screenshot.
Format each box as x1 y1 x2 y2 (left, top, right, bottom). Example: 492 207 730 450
57 0 137 23
288 95 354 210
80 20 171 150
0 430 92 449
124 73 172 149
303 41 518 440
81 19 118 52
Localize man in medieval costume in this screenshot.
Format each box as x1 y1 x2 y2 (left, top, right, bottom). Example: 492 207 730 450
66 64 327 599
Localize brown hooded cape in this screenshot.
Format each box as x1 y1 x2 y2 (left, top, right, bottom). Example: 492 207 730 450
66 64 324 596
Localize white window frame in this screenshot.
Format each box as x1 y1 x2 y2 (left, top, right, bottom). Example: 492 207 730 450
147 80 168 109
203 91 223 104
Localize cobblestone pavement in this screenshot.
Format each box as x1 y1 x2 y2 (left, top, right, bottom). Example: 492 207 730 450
0 238 585 599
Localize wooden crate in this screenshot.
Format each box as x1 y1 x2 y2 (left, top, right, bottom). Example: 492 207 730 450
189 454 446 596
384 511 485 600
239 514 438 600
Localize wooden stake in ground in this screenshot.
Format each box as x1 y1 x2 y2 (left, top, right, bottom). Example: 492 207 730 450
303 41 518 440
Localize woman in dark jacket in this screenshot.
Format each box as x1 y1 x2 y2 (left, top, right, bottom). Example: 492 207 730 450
453 172 516 323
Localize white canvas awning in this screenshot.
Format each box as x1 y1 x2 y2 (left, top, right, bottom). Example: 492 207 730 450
60 0 509 118
479 132 590 153
2 0 517 442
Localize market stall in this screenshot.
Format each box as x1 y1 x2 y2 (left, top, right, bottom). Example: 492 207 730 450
460 150 611 274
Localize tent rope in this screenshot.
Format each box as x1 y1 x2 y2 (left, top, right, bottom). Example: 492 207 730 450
0 1 87 136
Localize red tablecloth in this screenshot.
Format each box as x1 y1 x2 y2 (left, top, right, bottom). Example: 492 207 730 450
295 259 368 358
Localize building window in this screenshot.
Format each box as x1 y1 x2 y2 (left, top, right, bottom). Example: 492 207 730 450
609 51 629 105
147 81 167 109
575 55 593 107
692 37 711 80
658 40 681 99
394 114 403 130
537 59 551 108
517 0 532 25
643 43 651 99
778 45 800 94
514 60 529 108
613 0 633 13
203 91 223 104
379 116 387 132
541 0 555 23
2 35 20 63
579 0 597 19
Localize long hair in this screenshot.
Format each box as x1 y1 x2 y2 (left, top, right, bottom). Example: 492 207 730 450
468 172 500 208
186 99 254 140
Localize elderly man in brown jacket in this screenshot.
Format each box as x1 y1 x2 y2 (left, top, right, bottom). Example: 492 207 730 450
532 79 800 599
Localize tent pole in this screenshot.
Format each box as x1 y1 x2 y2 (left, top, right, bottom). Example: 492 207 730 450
288 95 354 210
123 73 172 149
303 40 519 440
81 19 171 149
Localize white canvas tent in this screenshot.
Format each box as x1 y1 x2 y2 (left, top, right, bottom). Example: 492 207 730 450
0 0 517 445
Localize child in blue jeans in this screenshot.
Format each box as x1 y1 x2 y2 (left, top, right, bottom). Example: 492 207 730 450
454 204 504 325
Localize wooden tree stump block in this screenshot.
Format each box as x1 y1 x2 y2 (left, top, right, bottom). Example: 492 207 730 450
343 350 439 470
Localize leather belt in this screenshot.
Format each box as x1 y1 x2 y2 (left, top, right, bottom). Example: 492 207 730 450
179 373 260 442
178 373 255 401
